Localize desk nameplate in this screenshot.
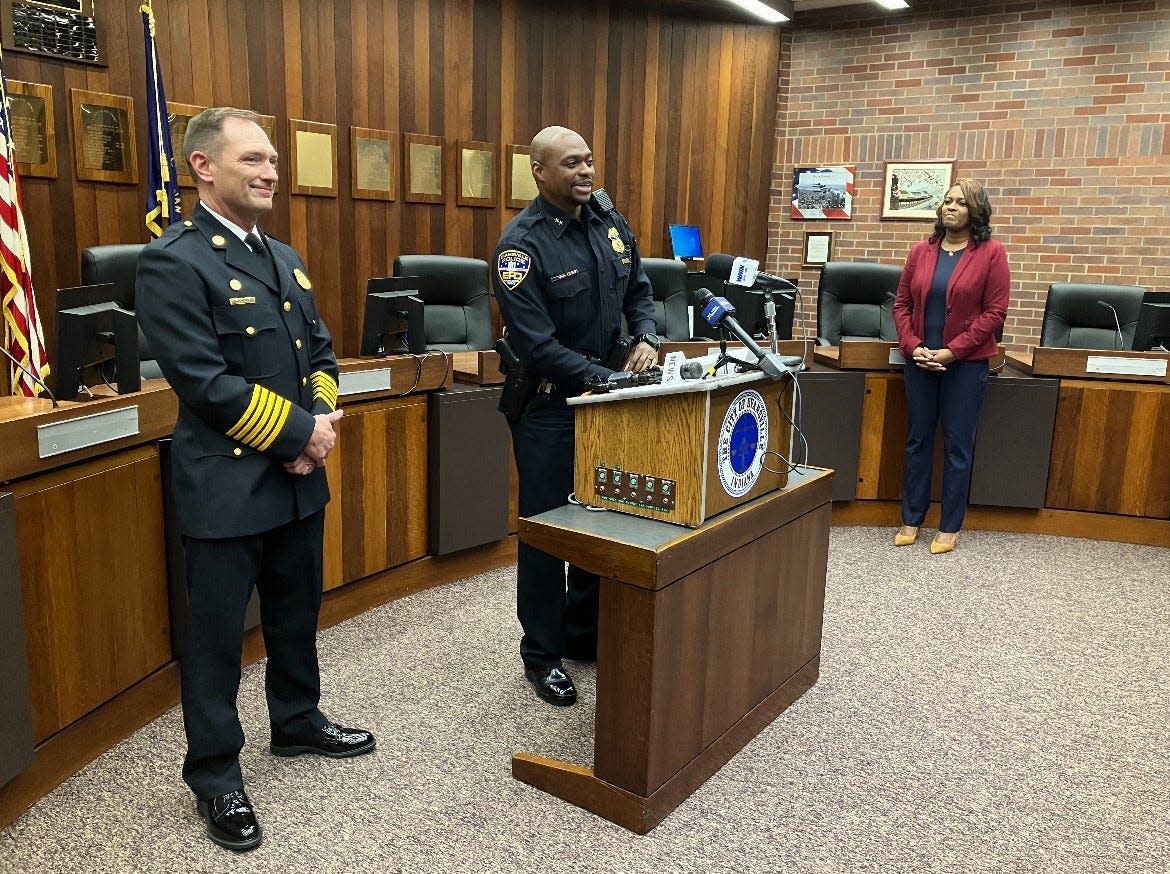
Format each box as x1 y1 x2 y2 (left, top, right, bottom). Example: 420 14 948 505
37 406 140 458
1085 355 1168 378
1028 346 1170 384
338 367 393 396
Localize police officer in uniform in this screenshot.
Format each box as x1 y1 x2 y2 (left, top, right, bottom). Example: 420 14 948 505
136 108 375 852
492 126 660 706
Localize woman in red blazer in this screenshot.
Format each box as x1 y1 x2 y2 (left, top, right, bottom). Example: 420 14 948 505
892 179 1010 554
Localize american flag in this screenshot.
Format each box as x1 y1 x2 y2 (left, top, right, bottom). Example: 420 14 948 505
0 45 50 397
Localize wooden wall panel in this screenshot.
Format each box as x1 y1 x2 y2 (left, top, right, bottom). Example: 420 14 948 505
3 0 780 373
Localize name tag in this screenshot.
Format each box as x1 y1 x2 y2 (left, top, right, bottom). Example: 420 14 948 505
229 296 257 306
550 268 580 283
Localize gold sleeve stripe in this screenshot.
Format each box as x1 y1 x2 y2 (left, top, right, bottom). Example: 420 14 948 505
311 371 338 410
225 384 293 451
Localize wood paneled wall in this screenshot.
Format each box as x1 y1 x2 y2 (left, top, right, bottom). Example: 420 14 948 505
4 0 780 363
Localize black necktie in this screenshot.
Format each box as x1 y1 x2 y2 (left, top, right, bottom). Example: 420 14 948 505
245 232 277 285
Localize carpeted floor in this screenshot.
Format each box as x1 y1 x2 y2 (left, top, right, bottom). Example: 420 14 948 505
1 526 1167 873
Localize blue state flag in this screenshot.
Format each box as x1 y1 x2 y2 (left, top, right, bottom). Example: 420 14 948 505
142 1 181 238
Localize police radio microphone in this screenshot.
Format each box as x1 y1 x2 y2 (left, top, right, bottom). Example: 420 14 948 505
1096 299 1124 350
705 253 800 293
694 288 802 380
0 345 57 407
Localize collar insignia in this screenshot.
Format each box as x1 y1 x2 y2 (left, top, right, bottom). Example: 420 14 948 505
294 268 312 290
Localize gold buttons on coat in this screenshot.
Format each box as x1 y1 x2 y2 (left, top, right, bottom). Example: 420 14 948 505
233 448 242 457
284 301 292 312
211 234 226 246
302 377 308 386
295 339 303 349
246 326 256 335
230 279 243 291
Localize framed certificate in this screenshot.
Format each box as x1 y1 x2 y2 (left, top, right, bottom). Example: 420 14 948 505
70 89 137 184
803 231 834 267
289 118 338 197
8 80 56 178
456 140 496 207
404 133 444 203
351 127 397 201
505 144 537 209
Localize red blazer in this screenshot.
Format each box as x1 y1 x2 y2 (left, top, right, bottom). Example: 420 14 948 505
893 237 1010 361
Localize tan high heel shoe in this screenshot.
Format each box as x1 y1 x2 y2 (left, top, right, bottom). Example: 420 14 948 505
930 532 958 554
894 526 918 547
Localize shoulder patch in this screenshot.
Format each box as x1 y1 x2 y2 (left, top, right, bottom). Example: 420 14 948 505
497 249 532 290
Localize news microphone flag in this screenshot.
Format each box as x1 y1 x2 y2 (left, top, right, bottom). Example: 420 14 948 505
0 44 50 397
142 1 181 238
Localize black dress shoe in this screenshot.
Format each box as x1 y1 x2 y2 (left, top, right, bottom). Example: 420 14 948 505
524 665 577 706
270 721 377 758
197 789 262 852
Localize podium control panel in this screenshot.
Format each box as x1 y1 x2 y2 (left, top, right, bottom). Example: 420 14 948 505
594 464 677 514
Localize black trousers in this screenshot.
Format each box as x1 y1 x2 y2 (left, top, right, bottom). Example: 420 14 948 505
180 509 327 800
509 395 599 670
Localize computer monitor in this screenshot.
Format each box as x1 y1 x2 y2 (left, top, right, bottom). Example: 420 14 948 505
668 224 704 262
1130 291 1170 351
359 277 426 356
54 283 140 401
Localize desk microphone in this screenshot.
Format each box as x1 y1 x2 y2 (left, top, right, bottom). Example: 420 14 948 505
0 344 57 407
705 253 799 293
1096 299 1123 350
694 288 802 379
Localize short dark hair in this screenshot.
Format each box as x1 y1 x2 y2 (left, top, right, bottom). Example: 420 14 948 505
183 107 264 164
930 178 994 244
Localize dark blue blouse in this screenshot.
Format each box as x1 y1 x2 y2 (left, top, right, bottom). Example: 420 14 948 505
923 247 966 348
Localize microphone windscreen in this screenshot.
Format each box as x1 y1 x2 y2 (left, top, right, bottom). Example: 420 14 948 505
704 253 735 281
693 287 714 304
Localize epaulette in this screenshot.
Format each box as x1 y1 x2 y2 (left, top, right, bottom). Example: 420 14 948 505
159 219 199 247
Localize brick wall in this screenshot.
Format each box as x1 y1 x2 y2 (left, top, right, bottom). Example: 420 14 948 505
766 0 1170 349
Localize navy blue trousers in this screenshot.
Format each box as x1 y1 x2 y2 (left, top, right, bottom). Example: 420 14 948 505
508 395 599 670
180 510 326 800
901 359 989 533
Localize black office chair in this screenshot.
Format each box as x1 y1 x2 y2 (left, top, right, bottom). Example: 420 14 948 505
639 257 691 341
392 255 493 352
80 243 163 380
815 261 902 346
1039 282 1146 350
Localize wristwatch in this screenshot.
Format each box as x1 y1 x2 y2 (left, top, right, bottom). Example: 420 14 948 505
635 332 662 351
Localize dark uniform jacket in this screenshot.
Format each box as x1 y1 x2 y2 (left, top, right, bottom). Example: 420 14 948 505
136 204 339 540
492 194 657 393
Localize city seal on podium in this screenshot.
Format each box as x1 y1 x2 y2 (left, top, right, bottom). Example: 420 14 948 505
716 389 769 498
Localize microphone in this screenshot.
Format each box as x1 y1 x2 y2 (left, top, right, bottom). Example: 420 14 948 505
1097 299 1123 351
1 345 57 407
694 288 801 379
705 253 799 293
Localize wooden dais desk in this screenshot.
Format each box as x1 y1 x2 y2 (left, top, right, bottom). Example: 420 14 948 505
514 468 833 833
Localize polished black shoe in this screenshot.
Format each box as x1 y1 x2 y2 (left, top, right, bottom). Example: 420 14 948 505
197 789 262 852
270 721 377 758
524 664 577 706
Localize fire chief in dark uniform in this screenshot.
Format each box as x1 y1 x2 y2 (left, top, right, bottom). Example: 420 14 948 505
492 126 659 707
136 108 374 852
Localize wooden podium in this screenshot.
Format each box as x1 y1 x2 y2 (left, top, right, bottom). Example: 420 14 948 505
514 467 833 833
569 371 795 527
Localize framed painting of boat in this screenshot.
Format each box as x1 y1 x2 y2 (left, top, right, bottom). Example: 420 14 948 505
882 160 955 220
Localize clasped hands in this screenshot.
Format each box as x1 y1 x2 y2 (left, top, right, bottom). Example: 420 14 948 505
284 409 344 476
912 345 955 371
